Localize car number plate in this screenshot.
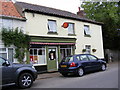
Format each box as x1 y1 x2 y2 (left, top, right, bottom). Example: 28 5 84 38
61 65 67 67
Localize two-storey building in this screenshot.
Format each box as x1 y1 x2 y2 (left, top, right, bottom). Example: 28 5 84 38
14 2 104 72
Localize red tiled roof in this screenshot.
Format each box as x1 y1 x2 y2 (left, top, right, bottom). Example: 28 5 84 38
0 1 23 19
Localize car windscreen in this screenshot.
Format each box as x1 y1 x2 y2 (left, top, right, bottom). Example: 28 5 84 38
62 56 73 62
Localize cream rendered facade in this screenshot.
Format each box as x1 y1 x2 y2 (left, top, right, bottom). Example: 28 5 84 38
25 12 104 58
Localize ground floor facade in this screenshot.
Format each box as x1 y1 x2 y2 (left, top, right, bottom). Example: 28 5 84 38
29 36 76 72
0 35 104 73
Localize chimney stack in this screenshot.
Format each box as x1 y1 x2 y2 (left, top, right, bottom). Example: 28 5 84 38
77 7 85 18
78 7 81 12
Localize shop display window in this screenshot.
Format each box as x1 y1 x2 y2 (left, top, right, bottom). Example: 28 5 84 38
60 45 73 59
30 47 46 65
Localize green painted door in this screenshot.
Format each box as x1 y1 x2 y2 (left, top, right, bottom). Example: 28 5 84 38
47 47 58 71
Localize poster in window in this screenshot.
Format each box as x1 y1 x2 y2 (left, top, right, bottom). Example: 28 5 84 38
30 56 38 64
49 50 56 60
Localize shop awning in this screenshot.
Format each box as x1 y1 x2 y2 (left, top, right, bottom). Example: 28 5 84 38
30 42 75 45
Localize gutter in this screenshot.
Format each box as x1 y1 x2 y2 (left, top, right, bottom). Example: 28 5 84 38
0 15 27 21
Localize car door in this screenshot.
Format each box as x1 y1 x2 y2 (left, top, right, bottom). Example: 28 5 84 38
79 55 92 72
0 58 14 84
87 55 101 71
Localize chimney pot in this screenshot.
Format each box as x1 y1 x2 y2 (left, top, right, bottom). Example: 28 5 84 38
78 7 80 12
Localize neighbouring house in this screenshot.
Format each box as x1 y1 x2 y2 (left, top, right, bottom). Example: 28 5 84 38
0 0 26 62
14 1 104 73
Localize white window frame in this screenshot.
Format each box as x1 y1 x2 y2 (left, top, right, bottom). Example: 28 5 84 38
48 20 57 32
60 46 73 59
85 45 91 54
84 25 91 36
29 47 46 66
0 48 14 61
0 48 8 59
68 23 74 34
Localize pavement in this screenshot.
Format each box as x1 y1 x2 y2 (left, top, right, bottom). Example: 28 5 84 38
37 61 118 80
37 72 61 80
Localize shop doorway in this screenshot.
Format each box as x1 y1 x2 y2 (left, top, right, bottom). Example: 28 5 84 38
47 46 58 71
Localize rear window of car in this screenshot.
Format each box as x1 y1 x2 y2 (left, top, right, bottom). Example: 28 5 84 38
62 56 73 62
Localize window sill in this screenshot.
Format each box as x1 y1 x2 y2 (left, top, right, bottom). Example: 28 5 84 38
84 35 91 37
68 34 76 36
47 32 58 35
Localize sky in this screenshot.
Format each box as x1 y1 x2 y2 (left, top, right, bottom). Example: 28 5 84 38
15 0 82 14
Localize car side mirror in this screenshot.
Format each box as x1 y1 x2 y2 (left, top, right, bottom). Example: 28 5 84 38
6 61 10 66
2 61 10 66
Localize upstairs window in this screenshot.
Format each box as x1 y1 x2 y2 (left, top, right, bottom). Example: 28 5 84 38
68 23 74 34
48 20 57 32
84 25 91 36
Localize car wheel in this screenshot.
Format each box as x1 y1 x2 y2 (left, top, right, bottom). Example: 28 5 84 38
101 64 106 71
61 73 68 77
77 68 84 77
18 73 33 89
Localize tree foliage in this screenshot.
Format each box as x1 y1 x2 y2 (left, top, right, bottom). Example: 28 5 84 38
1 28 31 63
81 2 120 50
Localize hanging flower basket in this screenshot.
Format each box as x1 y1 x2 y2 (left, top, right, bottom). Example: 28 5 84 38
92 49 97 52
82 49 86 52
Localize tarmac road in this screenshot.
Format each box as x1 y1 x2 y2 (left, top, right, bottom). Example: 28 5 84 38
32 62 118 88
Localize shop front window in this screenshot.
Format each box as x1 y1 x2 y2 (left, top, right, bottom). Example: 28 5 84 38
30 47 46 65
60 45 72 59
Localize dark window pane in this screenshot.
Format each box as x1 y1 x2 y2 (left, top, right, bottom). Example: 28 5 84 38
38 49 42 55
30 49 33 55
67 49 71 56
34 49 37 55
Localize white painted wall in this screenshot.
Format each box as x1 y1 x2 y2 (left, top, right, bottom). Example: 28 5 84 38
0 18 26 63
75 22 104 58
25 12 104 58
25 12 76 38
0 18 26 32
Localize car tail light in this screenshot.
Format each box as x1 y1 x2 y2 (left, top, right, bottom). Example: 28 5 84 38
70 62 76 67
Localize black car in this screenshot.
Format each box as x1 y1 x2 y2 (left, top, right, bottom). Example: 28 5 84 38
58 54 107 77
0 57 37 89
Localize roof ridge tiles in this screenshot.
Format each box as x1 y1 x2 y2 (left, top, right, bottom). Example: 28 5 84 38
15 1 103 25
